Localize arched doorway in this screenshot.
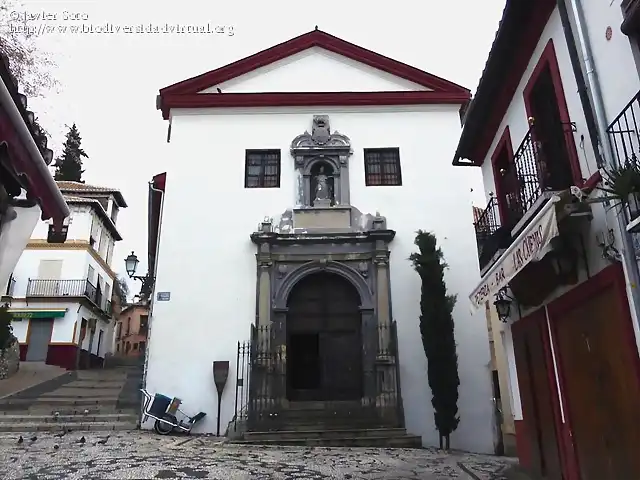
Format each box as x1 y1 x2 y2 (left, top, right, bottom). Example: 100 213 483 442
286 271 363 401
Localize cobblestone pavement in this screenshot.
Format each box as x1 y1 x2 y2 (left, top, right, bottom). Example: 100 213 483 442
0 431 517 479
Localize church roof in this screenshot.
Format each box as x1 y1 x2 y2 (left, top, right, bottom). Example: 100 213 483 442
157 29 471 119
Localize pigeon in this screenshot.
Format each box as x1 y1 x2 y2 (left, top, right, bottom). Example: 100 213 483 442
216 87 222 93
53 444 59 450
97 435 110 445
83 409 89 415
17 436 23 444
78 436 85 444
30 436 37 442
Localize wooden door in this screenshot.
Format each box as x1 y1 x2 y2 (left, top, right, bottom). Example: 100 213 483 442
287 271 363 401
553 285 640 480
512 310 564 480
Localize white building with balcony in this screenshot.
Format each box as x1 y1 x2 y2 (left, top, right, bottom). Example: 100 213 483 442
453 0 640 478
2 181 127 370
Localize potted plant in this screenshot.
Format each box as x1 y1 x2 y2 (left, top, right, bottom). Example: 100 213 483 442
599 156 640 221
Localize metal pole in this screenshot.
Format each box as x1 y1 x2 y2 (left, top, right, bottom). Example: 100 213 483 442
561 0 640 329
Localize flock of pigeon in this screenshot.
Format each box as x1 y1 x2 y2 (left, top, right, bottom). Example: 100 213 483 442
16 432 111 450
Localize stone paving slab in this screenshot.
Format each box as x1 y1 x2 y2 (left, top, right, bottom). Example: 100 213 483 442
0 431 517 479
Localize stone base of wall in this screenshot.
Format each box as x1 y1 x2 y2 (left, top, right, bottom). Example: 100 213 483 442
0 338 20 380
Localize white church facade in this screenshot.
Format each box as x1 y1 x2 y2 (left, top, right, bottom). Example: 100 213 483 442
144 29 495 453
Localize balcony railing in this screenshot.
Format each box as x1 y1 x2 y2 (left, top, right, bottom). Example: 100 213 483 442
473 195 514 271
607 89 640 169
503 124 577 228
26 279 112 316
474 195 500 248
4 275 16 296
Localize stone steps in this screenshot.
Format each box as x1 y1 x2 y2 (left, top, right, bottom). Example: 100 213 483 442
0 413 138 424
0 421 137 433
0 407 136 415
234 433 423 448
244 427 409 441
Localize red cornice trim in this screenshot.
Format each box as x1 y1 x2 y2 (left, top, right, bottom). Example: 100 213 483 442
158 29 471 119
160 30 470 96
160 91 470 120
454 0 556 166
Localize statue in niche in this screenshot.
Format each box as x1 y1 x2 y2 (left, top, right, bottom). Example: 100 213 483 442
311 164 334 207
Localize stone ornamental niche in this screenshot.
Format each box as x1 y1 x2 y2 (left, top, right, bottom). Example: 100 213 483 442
291 115 353 209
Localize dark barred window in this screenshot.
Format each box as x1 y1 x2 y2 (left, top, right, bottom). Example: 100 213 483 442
364 148 402 186
245 150 281 188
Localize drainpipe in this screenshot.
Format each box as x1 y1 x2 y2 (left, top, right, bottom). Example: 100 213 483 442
558 0 640 328
140 179 165 417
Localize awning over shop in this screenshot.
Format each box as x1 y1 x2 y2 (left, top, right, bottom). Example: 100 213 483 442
9 308 67 319
469 195 562 310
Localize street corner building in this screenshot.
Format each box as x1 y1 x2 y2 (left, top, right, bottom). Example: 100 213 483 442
3 182 127 370
143 29 496 453
454 1 640 479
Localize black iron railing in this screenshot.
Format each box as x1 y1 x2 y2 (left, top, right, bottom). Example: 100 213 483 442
4 275 16 296
474 195 500 247
232 322 404 434
26 279 111 315
607 89 640 168
511 128 543 219
506 123 577 226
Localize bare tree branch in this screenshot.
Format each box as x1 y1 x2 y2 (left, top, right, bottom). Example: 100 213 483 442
0 0 58 98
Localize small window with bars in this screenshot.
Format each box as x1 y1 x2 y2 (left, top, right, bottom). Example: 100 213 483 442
364 148 402 186
244 150 281 188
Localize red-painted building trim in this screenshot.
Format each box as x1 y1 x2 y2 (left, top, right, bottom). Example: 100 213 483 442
547 264 640 480
453 0 556 166
490 126 514 224
522 39 583 185
514 307 566 478
158 29 471 120
160 91 470 118
0 118 67 225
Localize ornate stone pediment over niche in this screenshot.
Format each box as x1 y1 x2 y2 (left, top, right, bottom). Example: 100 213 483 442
291 115 353 208
291 115 352 152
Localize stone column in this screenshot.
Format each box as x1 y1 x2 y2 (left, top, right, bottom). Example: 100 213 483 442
374 247 392 356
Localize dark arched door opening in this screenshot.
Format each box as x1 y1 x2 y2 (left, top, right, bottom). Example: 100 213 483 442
286 271 363 401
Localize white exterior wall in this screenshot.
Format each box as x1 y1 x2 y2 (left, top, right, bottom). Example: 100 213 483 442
580 1 640 123
475 5 640 429
12 247 113 297
146 100 494 452
31 204 92 241
201 47 430 94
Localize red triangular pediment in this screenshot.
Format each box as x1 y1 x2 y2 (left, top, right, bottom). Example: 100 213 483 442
158 29 470 119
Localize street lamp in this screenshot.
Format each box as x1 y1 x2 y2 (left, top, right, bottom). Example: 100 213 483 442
124 251 156 302
493 288 514 323
125 251 141 279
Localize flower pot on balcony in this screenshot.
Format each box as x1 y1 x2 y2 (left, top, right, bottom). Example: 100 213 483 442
600 161 640 221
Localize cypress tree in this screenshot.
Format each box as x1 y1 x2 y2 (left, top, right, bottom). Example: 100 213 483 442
409 230 460 450
53 123 86 182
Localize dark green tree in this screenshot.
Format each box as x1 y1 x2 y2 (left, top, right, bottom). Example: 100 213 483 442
53 124 86 182
409 230 460 450
0 303 15 353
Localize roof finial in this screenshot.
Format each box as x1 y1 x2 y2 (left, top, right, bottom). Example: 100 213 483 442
315 25 318 31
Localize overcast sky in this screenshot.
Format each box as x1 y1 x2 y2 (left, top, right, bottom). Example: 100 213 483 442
18 0 505 287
